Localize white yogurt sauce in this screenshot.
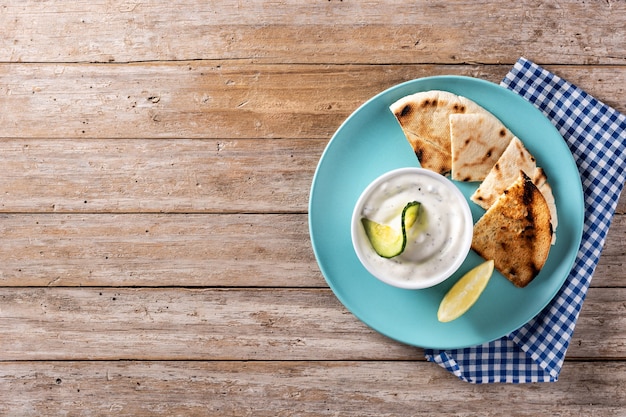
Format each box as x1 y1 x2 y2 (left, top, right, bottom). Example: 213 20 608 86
356 170 471 284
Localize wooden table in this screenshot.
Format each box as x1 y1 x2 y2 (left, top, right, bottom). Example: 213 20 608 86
0 1 624 415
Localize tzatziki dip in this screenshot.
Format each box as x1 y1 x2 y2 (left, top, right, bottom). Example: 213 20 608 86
351 167 473 289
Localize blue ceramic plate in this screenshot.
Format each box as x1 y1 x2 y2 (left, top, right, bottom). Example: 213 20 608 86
309 76 584 350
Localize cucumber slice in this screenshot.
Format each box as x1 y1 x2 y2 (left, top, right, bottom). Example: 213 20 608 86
361 219 404 258
361 201 421 258
403 201 421 229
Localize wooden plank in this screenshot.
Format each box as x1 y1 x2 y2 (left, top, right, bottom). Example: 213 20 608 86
0 212 623 288
0 360 624 416
0 287 623 361
594 214 626 288
571 284 626 359
0 213 322 287
0 138 322 213
1 1 624 65
0 288 423 361
0 63 624 140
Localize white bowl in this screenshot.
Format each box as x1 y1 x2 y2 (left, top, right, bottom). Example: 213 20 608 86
351 167 473 289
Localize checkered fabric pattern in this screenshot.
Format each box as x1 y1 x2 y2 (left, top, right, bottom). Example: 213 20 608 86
424 57 626 383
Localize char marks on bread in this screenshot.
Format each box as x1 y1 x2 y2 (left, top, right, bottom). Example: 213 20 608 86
449 113 514 182
390 90 514 181
389 88 559 285
471 171 553 288
390 90 484 175
471 136 558 243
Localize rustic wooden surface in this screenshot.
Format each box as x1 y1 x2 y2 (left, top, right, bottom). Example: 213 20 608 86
0 1 624 415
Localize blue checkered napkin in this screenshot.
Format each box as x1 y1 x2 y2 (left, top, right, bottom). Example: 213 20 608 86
425 57 626 383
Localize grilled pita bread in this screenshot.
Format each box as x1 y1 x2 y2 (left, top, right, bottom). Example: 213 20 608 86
470 137 558 243
472 171 553 288
532 168 558 244
470 137 537 209
389 88 559 253
389 90 484 175
449 113 514 182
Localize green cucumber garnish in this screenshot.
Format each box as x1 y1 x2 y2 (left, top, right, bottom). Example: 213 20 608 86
361 201 421 258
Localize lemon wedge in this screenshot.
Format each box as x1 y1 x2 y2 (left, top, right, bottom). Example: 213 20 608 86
437 259 494 323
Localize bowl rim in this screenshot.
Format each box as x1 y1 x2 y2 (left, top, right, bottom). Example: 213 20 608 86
350 167 473 290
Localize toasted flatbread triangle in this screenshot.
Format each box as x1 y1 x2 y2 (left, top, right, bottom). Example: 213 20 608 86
450 113 514 182
389 90 483 175
533 168 558 244
470 137 558 243
472 171 553 288
471 137 537 209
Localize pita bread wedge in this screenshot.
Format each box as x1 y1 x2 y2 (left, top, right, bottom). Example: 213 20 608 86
470 137 558 243
449 113 514 182
472 171 553 288
390 91 484 175
471 137 537 210
532 168 558 244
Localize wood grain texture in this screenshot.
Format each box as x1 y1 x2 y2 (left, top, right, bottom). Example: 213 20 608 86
0 139 320 212
0 213 321 287
0 63 624 140
0 361 624 417
0 287 622 361
0 0 624 413
1 0 624 65
0 288 421 361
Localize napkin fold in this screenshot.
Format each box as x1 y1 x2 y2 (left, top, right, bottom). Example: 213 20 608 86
425 57 626 383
